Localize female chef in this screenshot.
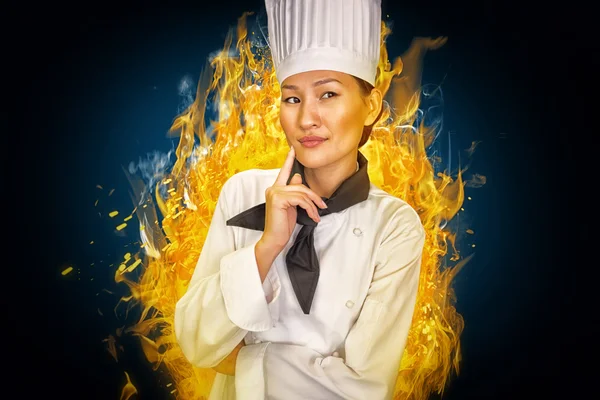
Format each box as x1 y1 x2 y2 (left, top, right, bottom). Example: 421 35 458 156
174 1 427 398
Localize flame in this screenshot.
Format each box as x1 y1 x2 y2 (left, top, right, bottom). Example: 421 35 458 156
119 371 138 400
110 13 480 400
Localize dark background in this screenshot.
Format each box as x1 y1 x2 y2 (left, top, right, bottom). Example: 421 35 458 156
9 0 590 399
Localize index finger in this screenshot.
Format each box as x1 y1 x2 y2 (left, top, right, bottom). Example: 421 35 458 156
274 146 296 186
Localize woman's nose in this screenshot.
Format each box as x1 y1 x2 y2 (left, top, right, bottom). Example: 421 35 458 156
299 100 321 130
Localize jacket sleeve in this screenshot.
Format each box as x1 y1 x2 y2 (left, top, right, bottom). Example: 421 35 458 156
174 176 281 368
241 207 425 399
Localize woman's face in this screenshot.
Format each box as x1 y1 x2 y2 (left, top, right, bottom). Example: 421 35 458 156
279 70 381 170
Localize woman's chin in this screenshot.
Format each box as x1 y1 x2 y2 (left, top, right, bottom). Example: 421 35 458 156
294 149 330 169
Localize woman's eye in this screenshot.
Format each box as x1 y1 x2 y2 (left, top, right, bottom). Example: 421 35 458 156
284 97 300 104
321 91 337 99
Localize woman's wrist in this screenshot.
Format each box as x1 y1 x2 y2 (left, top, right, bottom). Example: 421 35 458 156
255 238 283 282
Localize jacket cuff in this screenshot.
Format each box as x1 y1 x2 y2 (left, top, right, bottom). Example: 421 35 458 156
262 259 281 304
220 244 274 331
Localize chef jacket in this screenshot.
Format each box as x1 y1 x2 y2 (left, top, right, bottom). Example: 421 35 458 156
174 167 425 399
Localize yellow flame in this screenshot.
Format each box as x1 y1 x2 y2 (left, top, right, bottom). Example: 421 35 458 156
119 371 137 400
103 334 118 362
111 13 479 400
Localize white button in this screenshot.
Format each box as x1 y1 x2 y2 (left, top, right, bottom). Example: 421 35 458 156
353 228 362 237
345 300 354 308
254 339 262 344
333 351 340 357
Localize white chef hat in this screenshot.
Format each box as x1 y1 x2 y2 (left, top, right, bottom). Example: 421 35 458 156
265 0 382 86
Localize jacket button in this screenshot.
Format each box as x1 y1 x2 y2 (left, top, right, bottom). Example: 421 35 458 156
345 300 354 308
353 228 363 237
333 351 340 357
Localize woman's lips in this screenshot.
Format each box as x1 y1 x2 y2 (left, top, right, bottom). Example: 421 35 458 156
299 137 327 148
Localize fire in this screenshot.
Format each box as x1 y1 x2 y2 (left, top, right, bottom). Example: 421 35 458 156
120 371 138 400
110 12 479 400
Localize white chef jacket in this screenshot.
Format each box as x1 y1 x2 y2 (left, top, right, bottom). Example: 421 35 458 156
174 167 425 400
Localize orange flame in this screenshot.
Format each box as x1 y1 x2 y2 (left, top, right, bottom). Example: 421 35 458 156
110 13 479 400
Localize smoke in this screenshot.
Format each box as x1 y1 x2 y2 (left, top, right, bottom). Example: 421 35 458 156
127 149 174 203
417 83 447 175
177 74 196 114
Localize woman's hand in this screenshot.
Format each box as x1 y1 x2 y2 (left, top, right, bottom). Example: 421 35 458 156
261 147 327 251
212 340 245 376
255 146 327 282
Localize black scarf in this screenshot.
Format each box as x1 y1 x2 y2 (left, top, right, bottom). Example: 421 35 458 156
226 152 371 314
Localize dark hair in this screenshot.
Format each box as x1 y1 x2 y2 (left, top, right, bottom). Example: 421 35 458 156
354 77 383 147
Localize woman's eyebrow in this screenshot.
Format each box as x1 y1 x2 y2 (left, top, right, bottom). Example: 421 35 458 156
313 78 343 87
281 78 343 91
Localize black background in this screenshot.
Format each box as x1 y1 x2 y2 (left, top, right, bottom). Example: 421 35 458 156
8 0 592 399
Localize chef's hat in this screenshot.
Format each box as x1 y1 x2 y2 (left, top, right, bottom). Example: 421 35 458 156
265 0 382 86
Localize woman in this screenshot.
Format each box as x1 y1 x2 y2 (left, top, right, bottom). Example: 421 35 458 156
174 0 426 398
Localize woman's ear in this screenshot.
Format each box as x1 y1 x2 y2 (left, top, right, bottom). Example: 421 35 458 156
364 88 383 126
